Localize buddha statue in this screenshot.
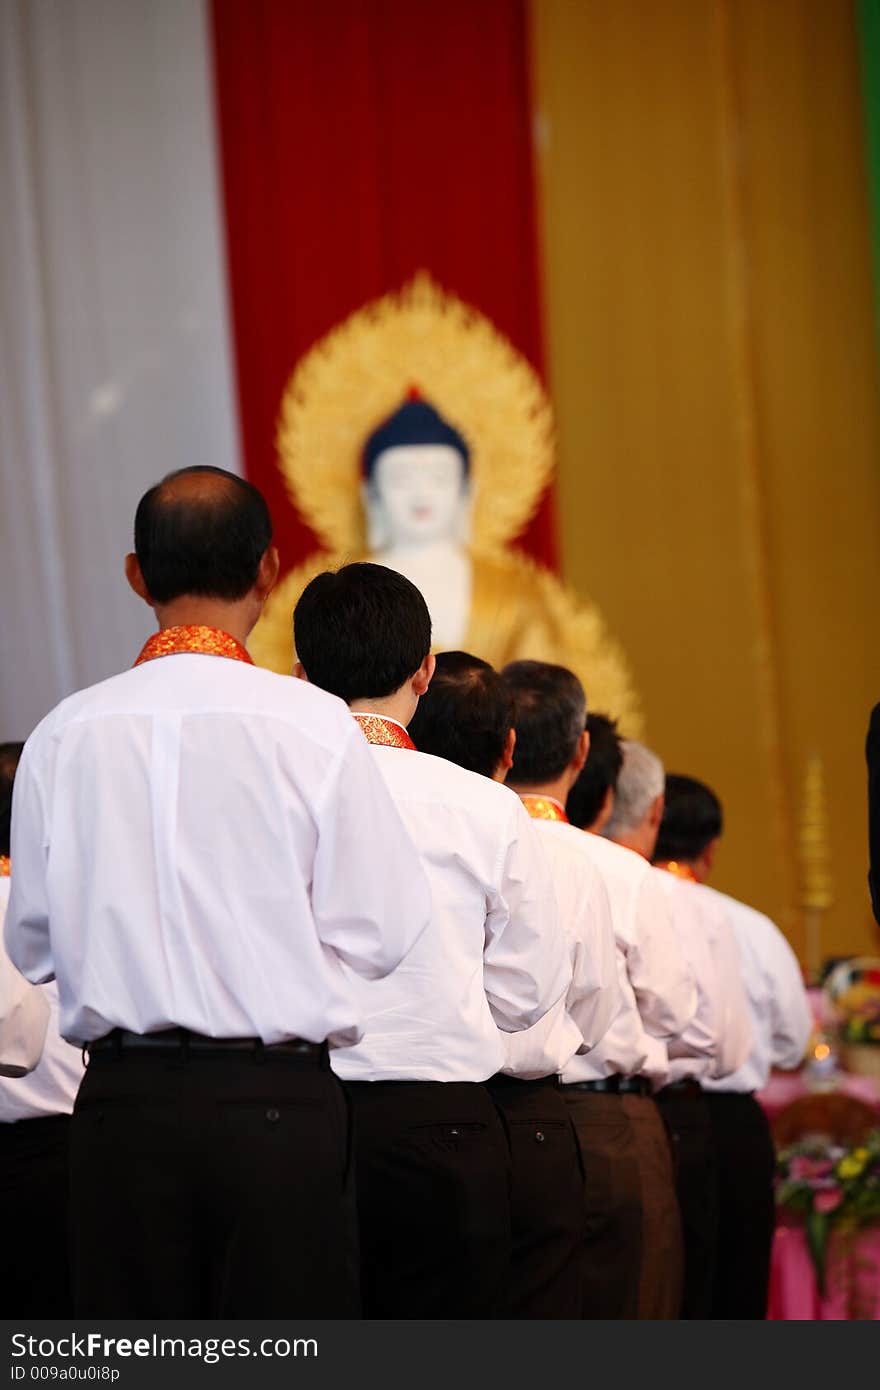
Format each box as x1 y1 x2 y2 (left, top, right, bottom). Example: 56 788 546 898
249 276 642 733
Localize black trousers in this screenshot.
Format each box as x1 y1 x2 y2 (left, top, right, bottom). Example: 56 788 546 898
0 1113 72 1316
655 1083 718 1319
485 1074 585 1318
70 1048 358 1317
705 1090 776 1319
343 1079 511 1318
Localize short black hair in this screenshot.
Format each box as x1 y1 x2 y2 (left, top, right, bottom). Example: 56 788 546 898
654 774 723 863
0 742 24 858
408 651 512 777
134 466 272 604
566 713 623 829
500 660 586 786
294 562 432 703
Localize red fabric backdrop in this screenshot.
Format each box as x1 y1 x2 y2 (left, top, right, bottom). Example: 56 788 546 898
210 0 557 575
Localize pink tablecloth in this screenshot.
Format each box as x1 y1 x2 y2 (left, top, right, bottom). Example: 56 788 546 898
759 1063 880 1319
767 1226 880 1320
757 1069 880 1122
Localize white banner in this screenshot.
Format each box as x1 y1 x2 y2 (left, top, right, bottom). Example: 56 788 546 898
0 0 239 736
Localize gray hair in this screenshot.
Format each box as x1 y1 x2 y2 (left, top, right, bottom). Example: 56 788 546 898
603 739 665 837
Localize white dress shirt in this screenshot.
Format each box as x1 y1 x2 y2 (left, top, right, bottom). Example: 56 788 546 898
699 885 812 1093
0 876 49 1078
1 876 83 1117
554 832 697 1084
653 870 752 1087
332 730 573 1082
5 652 431 1048
502 817 620 1079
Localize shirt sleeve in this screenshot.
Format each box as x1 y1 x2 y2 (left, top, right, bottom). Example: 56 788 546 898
0 949 49 1077
665 890 721 1064
310 727 431 980
664 884 754 1074
4 736 54 984
1 893 50 1078
766 924 812 1070
707 906 753 1077
482 803 572 1034
627 869 697 1039
499 851 619 1078
565 861 620 1053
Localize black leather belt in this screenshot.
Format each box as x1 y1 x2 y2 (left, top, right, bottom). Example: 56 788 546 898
561 1074 652 1097
485 1072 561 1090
657 1077 703 1097
87 1028 327 1060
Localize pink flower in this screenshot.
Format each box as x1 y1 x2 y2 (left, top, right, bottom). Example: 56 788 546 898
790 1157 815 1180
814 1188 843 1214
790 1156 833 1181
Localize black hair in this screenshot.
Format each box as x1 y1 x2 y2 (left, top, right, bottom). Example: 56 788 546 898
654 773 723 863
293 562 432 703
0 742 24 857
134 466 272 604
408 651 512 777
566 713 623 829
499 660 586 786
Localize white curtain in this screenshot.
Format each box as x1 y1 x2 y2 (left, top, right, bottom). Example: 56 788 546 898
0 0 240 738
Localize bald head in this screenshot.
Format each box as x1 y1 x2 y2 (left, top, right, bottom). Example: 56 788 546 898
133 466 272 604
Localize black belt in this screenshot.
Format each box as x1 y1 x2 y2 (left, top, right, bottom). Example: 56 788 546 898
561 1074 652 1097
485 1072 561 1090
87 1027 327 1060
657 1077 703 1097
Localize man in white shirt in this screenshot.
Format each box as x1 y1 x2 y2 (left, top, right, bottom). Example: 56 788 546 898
293 565 574 1318
655 773 811 1318
408 651 619 1317
5 467 431 1318
566 713 624 836
0 742 83 1316
501 662 697 1319
606 739 749 1318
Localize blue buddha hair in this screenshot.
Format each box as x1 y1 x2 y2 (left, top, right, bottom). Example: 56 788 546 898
362 387 471 480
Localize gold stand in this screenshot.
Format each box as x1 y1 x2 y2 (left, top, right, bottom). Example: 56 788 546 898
798 753 833 986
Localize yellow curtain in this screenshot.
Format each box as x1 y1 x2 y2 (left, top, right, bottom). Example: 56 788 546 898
532 0 880 963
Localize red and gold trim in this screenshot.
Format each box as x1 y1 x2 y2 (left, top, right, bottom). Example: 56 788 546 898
134 626 254 668
519 794 569 824
0 855 10 878
656 860 699 884
353 713 416 750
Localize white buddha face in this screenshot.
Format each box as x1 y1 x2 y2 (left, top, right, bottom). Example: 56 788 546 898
369 444 468 547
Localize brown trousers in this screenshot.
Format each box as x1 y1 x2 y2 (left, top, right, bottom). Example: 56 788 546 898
564 1089 682 1319
622 1094 683 1318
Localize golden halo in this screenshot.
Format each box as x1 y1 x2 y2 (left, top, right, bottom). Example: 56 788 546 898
276 272 555 553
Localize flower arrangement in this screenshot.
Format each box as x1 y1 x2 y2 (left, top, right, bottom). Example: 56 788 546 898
775 1130 880 1296
823 959 880 1045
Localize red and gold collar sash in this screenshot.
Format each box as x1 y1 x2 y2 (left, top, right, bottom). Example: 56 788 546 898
134 625 253 668
519 794 569 824
656 860 699 884
0 855 10 878
352 713 416 750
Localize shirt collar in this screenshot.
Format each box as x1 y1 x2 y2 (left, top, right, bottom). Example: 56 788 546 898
134 625 253 667
656 859 699 884
352 713 416 750
518 793 569 824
